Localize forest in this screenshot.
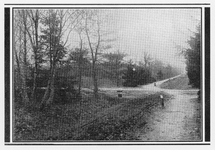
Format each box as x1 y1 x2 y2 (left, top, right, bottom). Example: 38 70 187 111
14 9 180 107
13 9 190 141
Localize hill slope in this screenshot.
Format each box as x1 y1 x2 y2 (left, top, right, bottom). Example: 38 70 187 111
159 74 195 90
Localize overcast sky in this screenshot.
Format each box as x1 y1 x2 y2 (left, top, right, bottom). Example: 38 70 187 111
69 9 201 72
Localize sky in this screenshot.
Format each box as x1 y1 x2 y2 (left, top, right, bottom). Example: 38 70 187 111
69 9 201 72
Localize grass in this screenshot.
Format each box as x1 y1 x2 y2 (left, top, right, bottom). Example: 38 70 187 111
159 74 194 90
76 91 171 140
14 90 171 141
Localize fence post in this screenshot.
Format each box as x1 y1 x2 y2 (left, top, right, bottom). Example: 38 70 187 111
117 90 123 98
160 94 164 108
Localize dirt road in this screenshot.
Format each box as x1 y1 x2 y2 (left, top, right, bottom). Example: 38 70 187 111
137 90 201 141
100 75 201 141
137 76 201 141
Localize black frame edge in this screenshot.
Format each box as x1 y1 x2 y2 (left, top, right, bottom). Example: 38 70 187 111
5 7 11 143
204 7 210 142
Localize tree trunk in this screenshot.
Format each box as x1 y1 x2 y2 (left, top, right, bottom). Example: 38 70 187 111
31 11 39 101
15 47 29 104
78 33 83 95
14 48 22 90
21 69 29 104
116 75 120 87
116 63 120 87
92 61 98 98
46 67 56 105
40 80 51 107
31 63 37 101
78 65 82 95
21 64 29 104
40 63 56 107
22 17 29 104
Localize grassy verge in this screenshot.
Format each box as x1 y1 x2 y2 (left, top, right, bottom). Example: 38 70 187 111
182 91 202 141
76 91 171 140
159 75 193 90
14 90 171 141
189 97 202 141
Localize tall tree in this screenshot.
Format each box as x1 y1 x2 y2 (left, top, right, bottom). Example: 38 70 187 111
184 25 200 88
25 9 43 101
14 10 30 104
83 10 112 97
40 10 68 106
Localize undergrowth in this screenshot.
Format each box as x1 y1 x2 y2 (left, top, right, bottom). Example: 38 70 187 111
14 90 171 141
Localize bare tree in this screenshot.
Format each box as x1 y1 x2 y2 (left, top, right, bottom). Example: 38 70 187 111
40 10 81 107
14 10 30 104
24 9 41 101
40 10 65 106
83 10 112 98
68 30 89 95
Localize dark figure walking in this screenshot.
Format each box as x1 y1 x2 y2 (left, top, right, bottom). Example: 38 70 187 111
154 82 156 86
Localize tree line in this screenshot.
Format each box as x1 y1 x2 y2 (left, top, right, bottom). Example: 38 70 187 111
14 9 180 108
122 57 180 87
181 24 200 89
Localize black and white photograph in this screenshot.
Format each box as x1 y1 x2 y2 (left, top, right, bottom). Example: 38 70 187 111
3 2 212 146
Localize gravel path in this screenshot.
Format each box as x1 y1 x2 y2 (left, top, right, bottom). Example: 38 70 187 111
137 90 201 141
99 74 201 141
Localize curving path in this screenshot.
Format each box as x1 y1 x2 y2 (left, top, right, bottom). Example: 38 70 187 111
137 89 201 141
137 75 201 141
99 74 201 141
